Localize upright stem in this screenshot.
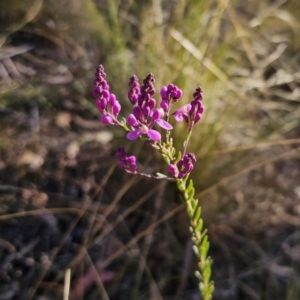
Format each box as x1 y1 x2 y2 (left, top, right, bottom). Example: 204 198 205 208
177 178 214 300
182 129 193 156
165 112 171 146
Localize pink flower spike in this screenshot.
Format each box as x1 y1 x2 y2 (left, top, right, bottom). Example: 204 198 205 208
127 130 141 140
156 119 173 130
100 115 113 124
147 129 161 141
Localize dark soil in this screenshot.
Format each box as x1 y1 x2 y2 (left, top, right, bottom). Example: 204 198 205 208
1 4 300 300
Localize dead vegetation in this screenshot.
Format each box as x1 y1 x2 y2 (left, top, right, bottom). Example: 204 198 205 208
0 0 300 299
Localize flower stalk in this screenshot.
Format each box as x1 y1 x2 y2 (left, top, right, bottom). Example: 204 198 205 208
92 65 214 299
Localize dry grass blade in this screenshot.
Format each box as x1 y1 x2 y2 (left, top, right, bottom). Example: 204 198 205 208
85 250 110 300
1 0 300 298
169 28 231 87
97 204 184 271
69 185 161 269
197 147 300 198
24 164 117 299
63 268 71 300
213 138 300 155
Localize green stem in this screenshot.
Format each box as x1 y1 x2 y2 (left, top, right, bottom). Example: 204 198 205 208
177 178 214 300
182 129 193 156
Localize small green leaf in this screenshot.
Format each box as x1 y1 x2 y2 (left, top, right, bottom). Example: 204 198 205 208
195 270 202 280
193 245 199 256
175 151 182 163
195 207 201 220
196 218 203 232
162 155 170 164
199 282 204 291
156 172 168 178
187 180 193 192
188 187 195 198
200 243 208 258
171 147 175 156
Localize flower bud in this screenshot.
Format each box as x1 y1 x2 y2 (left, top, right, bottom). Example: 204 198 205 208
160 86 168 100
160 100 169 112
112 101 121 116
100 115 113 124
127 114 139 127
168 164 178 177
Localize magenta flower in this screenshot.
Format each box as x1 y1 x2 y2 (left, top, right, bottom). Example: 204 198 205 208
116 147 137 173
128 75 140 105
168 153 196 179
93 65 122 125
126 108 172 141
170 87 204 128
172 104 192 123
160 84 183 112
126 74 173 141
189 87 205 126
127 125 162 141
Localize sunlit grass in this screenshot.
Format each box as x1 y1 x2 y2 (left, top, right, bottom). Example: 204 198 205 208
79 0 300 196
1 0 300 298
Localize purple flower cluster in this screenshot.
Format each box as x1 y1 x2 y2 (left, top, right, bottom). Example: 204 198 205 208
168 153 197 179
93 65 205 179
172 87 204 129
160 84 183 112
126 74 173 141
93 65 121 125
128 75 140 105
116 147 137 173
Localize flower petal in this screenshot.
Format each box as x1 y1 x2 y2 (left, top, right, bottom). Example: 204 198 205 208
151 108 164 122
156 119 173 130
174 114 183 122
126 130 141 140
147 129 161 141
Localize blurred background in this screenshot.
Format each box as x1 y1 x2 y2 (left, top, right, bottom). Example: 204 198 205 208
0 0 300 299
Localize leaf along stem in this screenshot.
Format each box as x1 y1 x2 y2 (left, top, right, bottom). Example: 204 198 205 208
177 178 214 300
